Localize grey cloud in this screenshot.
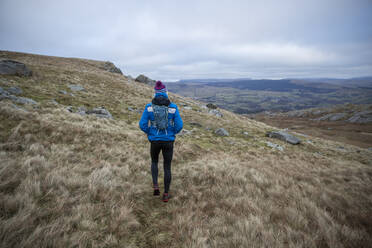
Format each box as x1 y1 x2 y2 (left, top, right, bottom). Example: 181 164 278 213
1 0 371 80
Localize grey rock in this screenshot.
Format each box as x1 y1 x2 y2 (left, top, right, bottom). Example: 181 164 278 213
0 59 32 77
368 147 372 151
0 87 5 95
312 109 327 115
10 96 37 105
59 90 68 95
135 74 156 86
183 106 192 110
209 109 223 118
128 107 134 112
190 122 202 128
68 84 85 92
347 111 372 124
66 106 74 112
329 113 347 121
86 107 113 119
103 61 123 74
7 87 22 95
266 131 301 145
50 99 58 105
266 141 284 151
77 106 87 115
206 103 218 109
215 128 229 136
178 129 192 136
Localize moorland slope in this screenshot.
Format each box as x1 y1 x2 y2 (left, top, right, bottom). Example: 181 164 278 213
1 51 372 248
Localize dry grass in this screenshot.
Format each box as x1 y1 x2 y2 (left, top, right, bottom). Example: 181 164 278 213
1 51 372 247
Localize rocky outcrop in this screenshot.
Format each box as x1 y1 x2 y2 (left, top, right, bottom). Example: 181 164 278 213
0 60 32 76
206 103 218 109
347 111 372 124
0 86 37 105
215 128 229 136
67 106 113 119
209 109 223 118
135 74 156 86
103 62 123 74
266 141 284 151
86 107 113 119
266 131 301 145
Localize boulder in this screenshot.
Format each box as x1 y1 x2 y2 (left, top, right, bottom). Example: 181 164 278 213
0 59 32 77
183 106 192 110
178 129 192 136
86 107 113 119
206 103 217 109
209 109 223 118
135 74 156 86
59 90 68 95
266 141 284 151
215 128 229 136
7 87 22 95
11 96 37 105
68 84 85 92
103 61 123 74
329 113 347 121
347 111 372 124
266 131 301 145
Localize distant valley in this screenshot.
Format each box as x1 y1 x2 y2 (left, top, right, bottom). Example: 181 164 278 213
167 77 372 114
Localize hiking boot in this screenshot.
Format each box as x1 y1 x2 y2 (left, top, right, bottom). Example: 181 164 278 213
153 184 160 196
162 193 170 202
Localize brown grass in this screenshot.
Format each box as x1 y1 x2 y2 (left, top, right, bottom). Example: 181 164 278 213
1 50 372 247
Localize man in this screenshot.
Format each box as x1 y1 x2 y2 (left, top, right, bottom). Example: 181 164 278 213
139 81 183 202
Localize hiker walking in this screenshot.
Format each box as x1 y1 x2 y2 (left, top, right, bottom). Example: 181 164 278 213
139 81 183 202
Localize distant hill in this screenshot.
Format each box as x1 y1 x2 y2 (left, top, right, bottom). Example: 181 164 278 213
1 51 372 247
167 77 372 114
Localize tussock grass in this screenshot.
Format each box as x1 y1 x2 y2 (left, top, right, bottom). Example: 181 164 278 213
1 51 372 247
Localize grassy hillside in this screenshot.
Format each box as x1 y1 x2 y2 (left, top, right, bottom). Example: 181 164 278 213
1 51 372 248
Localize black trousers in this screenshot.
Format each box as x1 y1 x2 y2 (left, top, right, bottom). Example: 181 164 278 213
150 141 174 193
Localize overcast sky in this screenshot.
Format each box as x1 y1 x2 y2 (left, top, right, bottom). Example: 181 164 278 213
1 0 371 80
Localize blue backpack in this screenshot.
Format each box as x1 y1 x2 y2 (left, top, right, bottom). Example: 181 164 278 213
152 104 168 134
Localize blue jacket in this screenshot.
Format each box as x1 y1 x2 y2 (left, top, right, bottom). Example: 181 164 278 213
139 94 183 141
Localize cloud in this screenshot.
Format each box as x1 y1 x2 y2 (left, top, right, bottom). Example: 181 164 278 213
1 0 371 79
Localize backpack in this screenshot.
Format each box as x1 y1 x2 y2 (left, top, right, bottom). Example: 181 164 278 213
152 104 169 134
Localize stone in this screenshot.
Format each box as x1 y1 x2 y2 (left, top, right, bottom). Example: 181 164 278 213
86 107 113 119
50 99 58 105
128 107 134 112
0 59 32 76
347 111 372 124
190 122 202 128
329 113 347 121
68 84 85 92
178 129 192 136
59 90 68 95
7 87 22 95
266 141 284 151
103 61 123 74
0 87 6 95
77 106 87 115
209 109 223 118
215 128 229 136
183 106 192 110
206 103 218 109
9 96 37 105
135 74 156 86
66 106 74 112
266 131 301 145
